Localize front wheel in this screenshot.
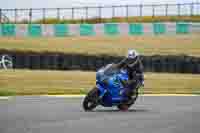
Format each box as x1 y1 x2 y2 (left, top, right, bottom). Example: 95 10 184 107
83 87 99 111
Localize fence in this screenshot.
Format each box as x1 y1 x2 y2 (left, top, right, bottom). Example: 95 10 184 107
0 3 200 23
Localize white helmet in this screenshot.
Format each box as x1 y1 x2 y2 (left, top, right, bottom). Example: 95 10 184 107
127 49 139 59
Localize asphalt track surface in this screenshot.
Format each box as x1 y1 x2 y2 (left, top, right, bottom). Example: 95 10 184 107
0 96 200 133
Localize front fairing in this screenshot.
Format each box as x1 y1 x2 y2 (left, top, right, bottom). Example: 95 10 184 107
96 63 118 82
96 66 129 106
106 70 128 98
96 82 107 97
118 69 129 81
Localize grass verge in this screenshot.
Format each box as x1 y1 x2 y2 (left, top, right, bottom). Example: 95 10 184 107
0 70 200 96
16 15 200 24
0 90 16 96
0 35 200 57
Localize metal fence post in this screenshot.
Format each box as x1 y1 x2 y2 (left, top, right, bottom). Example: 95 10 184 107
85 7 88 20
152 5 155 17
0 9 2 23
177 4 181 16
126 5 129 20
14 8 17 23
57 8 60 20
190 3 194 16
112 6 115 18
140 4 143 17
29 8 32 23
165 4 168 16
42 8 46 23
72 8 74 20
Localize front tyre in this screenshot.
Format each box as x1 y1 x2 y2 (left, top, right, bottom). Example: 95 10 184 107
83 87 99 111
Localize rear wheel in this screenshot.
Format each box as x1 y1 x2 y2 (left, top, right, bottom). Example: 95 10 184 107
83 87 99 111
117 104 129 111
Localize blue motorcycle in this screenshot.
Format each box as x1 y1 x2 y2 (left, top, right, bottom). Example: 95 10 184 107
83 63 143 111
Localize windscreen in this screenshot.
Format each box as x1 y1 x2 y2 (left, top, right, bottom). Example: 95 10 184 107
97 64 119 81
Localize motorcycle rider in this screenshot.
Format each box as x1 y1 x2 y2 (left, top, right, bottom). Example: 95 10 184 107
115 49 144 103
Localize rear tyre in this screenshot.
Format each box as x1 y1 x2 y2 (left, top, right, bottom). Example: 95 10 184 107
117 104 129 111
83 87 99 111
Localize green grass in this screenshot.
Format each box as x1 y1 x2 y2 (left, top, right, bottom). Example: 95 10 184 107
0 35 200 57
0 90 16 96
0 70 200 96
192 91 200 95
13 15 200 24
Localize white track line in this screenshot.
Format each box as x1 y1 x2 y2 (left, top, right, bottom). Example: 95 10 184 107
1 94 198 100
43 95 85 98
43 94 199 98
142 94 199 96
0 97 10 100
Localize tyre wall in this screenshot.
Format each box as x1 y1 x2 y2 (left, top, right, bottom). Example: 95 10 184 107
0 50 200 74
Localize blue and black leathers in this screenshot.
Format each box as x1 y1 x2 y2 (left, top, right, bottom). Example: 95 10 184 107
116 56 144 101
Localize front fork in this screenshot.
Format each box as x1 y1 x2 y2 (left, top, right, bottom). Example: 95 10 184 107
96 83 107 102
